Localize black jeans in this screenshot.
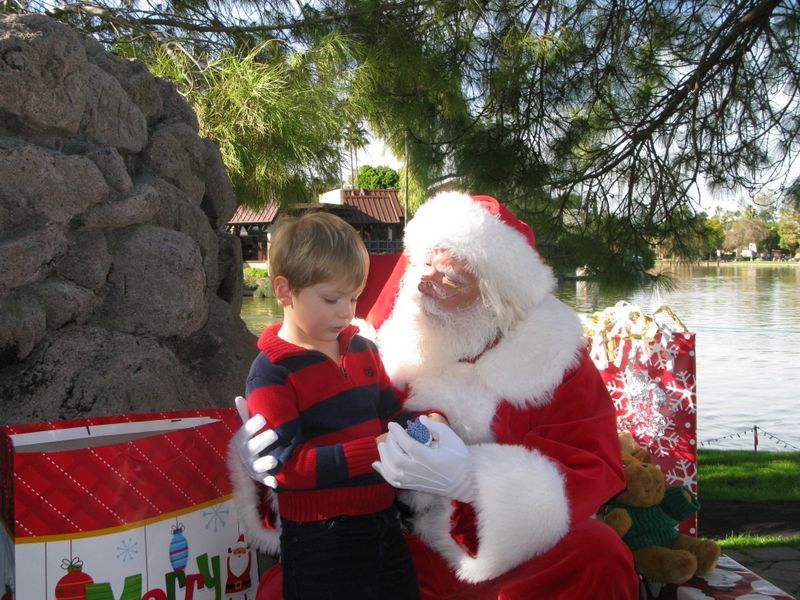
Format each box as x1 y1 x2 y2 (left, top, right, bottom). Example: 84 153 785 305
280 506 420 600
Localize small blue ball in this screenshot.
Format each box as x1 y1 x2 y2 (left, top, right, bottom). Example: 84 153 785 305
406 419 432 445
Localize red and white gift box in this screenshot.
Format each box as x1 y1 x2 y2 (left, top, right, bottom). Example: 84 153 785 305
1 408 257 600
583 302 699 535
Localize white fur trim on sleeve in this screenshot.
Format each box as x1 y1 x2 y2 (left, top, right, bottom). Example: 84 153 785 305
416 443 570 583
227 441 281 555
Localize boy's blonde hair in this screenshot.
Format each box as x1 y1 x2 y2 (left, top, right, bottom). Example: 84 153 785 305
269 211 369 291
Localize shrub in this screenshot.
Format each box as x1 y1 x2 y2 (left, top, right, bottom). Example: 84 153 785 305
253 280 275 299
244 266 269 290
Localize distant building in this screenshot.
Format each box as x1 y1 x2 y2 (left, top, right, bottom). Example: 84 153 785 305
226 189 404 262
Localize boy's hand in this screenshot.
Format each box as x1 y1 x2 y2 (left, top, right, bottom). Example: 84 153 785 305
425 412 448 424
232 396 279 488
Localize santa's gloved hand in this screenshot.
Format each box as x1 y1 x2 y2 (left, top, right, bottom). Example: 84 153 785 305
373 415 475 503
232 396 279 488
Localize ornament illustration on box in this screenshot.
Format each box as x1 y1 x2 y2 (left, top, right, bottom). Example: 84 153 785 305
55 557 94 600
169 522 189 571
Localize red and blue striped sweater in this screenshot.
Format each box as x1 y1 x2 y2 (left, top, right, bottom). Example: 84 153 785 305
246 322 413 522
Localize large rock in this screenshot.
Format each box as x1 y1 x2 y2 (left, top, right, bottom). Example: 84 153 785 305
96 225 208 338
0 15 88 135
55 230 112 292
0 14 256 423
0 326 213 424
151 177 220 289
144 121 207 204
79 62 148 152
84 38 164 126
0 136 109 229
0 225 67 295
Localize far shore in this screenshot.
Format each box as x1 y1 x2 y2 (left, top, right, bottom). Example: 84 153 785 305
657 259 800 267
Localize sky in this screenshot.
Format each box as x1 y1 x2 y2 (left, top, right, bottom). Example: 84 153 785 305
359 135 402 170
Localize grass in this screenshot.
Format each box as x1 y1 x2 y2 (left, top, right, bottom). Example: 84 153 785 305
716 533 800 551
697 450 800 502
697 449 800 550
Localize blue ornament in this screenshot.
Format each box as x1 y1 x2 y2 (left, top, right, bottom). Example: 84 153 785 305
169 523 189 571
406 419 432 445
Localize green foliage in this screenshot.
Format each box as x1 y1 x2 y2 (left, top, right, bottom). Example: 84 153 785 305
243 266 269 289
698 450 800 503
702 215 726 256
344 119 369 188
253 280 275 299
357 165 399 189
120 37 352 206
396 167 430 216
778 206 800 251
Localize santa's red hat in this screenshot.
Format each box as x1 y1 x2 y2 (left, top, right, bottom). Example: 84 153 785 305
403 191 556 313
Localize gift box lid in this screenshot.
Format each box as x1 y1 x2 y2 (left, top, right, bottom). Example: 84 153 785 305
1 408 240 541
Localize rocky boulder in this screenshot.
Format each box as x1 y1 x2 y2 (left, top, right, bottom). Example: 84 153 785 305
0 14 256 423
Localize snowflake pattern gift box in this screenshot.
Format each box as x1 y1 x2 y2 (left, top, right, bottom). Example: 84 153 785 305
0 408 257 600
584 302 699 536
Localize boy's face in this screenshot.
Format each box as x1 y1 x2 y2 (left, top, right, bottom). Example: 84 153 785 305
283 278 362 348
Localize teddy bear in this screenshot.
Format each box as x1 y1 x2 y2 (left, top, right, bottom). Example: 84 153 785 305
600 431 721 585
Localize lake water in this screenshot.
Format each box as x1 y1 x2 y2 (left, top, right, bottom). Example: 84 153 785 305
240 263 800 451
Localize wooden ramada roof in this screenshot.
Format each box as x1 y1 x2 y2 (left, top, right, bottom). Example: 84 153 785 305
227 189 403 226
339 189 403 224
227 203 280 225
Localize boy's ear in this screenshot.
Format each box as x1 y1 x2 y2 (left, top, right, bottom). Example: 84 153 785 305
273 276 293 307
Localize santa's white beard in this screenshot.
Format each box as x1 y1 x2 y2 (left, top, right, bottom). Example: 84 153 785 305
378 276 501 379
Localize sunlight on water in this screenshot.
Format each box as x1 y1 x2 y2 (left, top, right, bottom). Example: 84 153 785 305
555 264 800 451
240 295 282 336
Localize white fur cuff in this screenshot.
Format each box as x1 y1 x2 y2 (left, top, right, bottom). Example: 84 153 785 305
227 441 281 555
432 443 571 582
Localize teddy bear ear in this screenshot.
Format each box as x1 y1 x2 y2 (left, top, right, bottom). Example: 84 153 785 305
618 430 653 463
618 430 639 454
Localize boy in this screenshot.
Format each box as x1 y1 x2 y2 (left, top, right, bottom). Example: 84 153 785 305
244 211 421 600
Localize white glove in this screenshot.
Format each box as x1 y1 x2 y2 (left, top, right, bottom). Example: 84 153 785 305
232 396 279 488
372 415 475 503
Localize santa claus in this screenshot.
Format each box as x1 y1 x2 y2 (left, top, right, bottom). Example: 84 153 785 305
225 533 253 599
230 192 639 599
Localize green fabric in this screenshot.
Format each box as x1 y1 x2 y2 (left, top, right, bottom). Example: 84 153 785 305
604 502 681 551
660 485 700 521
603 485 700 551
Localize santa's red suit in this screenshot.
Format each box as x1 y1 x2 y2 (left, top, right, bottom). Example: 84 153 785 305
230 192 639 599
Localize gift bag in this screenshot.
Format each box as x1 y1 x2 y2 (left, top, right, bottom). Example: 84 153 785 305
583 302 698 535
1 408 257 600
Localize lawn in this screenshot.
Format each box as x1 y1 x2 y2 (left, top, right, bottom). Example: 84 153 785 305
697 449 800 550
698 449 800 502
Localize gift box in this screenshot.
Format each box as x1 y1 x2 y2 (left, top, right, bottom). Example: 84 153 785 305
645 554 795 599
583 302 698 535
0 408 257 600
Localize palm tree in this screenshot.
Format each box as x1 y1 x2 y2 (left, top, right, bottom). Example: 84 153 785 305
344 120 369 189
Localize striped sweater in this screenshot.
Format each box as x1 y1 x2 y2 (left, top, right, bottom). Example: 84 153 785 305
246 322 411 522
